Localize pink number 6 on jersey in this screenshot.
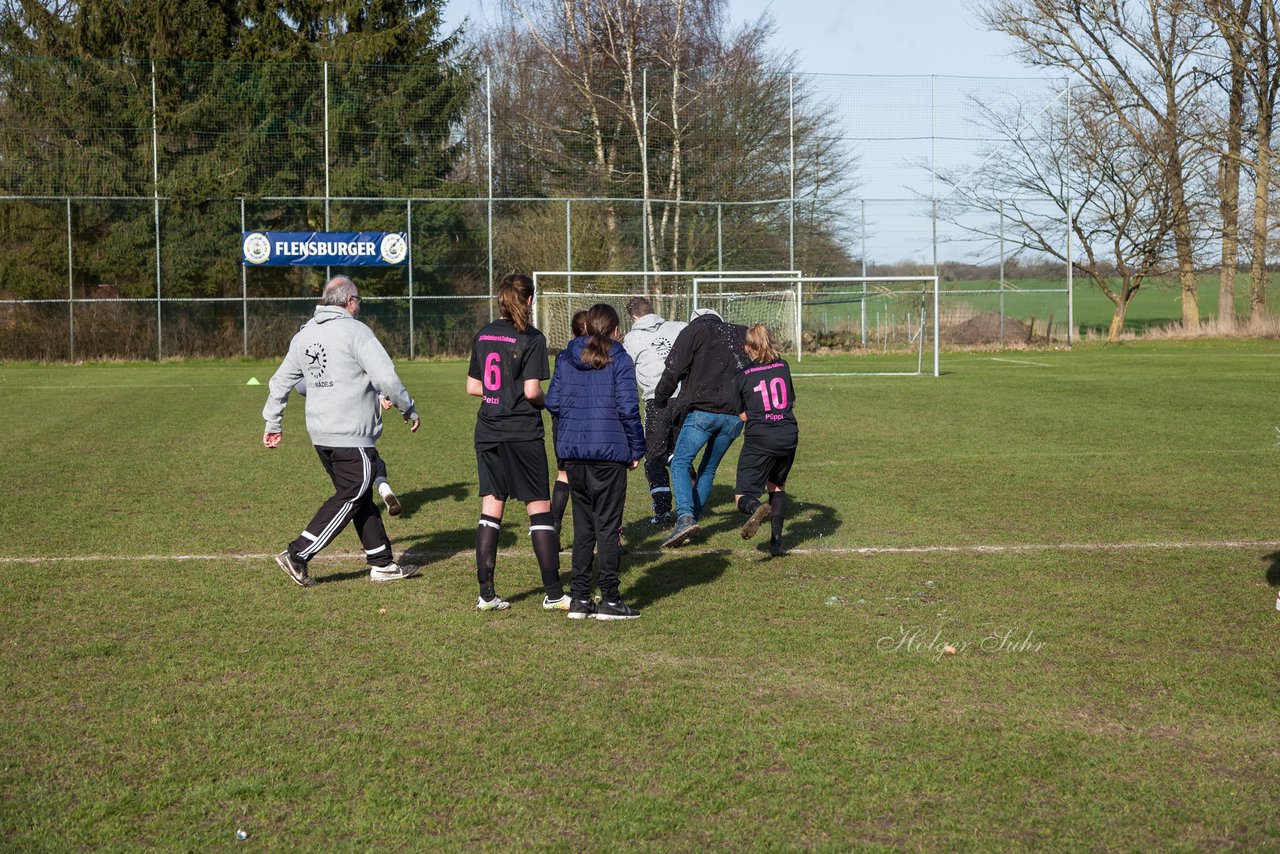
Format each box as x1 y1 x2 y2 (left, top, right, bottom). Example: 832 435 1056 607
483 352 502 391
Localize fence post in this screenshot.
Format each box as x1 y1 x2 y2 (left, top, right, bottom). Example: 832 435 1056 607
1065 78 1074 348
999 200 1006 345
241 197 248 357
324 61 331 283
407 199 414 360
642 68 649 284
67 197 74 361
151 61 163 360
788 74 796 272
565 198 572 274
486 64 494 321
930 75 940 319
860 199 867 347
716 203 723 271
931 199 938 282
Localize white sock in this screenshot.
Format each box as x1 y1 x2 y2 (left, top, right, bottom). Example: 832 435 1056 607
377 480 393 499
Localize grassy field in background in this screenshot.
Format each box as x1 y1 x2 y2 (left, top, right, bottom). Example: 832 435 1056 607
802 274 1280 337
2 340 1279 849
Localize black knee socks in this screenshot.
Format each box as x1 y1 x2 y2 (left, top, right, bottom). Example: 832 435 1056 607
737 494 762 515
529 512 564 599
551 480 570 531
476 514 501 599
769 491 786 540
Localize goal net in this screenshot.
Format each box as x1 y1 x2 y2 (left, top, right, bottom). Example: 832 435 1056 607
697 275 940 376
531 270 800 351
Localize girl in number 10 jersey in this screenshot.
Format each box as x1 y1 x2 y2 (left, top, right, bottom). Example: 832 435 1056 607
465 274 568 612
733 324 799 557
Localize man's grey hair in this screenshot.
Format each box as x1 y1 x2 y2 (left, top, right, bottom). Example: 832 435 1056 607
322 276 358 306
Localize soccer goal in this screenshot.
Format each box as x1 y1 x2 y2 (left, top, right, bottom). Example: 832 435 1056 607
694 275 940 376
531 270 800 350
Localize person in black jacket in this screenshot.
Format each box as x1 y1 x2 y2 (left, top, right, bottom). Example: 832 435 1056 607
652 307 749 547
546 304 647 620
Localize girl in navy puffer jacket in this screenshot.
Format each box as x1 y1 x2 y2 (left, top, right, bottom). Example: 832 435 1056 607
546 304 646 620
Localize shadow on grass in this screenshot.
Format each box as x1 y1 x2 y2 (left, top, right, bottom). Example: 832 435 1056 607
493 548 733 610
393 480 471 520
688 487 840 550
314 566 377 584
1262 551 1280 586
621 551 731 608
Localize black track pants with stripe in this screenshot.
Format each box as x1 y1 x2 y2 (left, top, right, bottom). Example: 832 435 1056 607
290 446 394 567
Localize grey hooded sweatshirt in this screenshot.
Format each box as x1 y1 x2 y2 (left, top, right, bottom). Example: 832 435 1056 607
263 305 416 447
623 313 687 400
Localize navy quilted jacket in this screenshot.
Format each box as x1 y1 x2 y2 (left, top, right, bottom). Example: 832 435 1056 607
545 337 646 464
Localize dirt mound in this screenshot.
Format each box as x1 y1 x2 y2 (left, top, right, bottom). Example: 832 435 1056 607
947 312 1036 345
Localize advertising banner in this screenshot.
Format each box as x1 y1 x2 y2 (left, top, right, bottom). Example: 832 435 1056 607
242 232 408 267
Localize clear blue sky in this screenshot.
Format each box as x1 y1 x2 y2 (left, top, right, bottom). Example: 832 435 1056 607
439 0 1033 78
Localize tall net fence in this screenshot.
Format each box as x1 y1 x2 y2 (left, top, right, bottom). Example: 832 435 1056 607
0 57 1070 360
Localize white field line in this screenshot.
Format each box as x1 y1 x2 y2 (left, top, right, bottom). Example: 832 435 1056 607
0 384 250 390
2 539 1279 565
989 357 1055 367
792 372 923 378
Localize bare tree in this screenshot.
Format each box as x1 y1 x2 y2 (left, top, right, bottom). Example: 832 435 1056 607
470 0 855 276
1200 0 1252 326
1246 0 1280 318
979 0 1215 329
939 90 1176 341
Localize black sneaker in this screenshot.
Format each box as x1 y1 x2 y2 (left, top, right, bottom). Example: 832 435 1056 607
661 514 700 548
567 598 597 620
757 538 788 558
596 598 641 621
649 512 673 526
740 503 772 540
274 550 314 587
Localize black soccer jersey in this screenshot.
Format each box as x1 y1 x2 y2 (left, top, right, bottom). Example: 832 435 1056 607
468 318 549 444
734 358 798 451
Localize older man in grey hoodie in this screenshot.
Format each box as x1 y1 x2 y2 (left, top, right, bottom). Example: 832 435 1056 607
263 276 420 587
623 296 687 524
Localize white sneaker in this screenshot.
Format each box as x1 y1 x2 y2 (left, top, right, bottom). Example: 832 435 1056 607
380 484 402 516
477 595 510 611
542 594 571 611
369 563 419 582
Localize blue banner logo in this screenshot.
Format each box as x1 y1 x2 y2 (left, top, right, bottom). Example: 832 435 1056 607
242 232 408 266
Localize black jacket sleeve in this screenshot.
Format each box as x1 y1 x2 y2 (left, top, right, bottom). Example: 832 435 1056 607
653 324 698 408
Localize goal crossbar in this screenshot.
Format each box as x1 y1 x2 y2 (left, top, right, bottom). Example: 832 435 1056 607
531 269 800 348
693 275 940 377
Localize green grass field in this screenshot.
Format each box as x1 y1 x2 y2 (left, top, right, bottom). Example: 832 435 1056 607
3 340 1279 849
948 274 1280 335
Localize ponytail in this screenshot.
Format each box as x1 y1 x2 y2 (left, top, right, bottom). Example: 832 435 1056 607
497 273 534 332
744 323 780 363
581 303 620 369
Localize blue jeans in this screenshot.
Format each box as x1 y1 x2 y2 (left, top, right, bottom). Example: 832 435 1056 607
669 410 743 520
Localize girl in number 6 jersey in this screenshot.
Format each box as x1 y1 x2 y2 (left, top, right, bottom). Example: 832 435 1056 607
465 274 568 611
733 324 798 557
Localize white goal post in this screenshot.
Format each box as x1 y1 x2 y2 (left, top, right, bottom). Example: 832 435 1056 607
694 275 940 377
531 269 800 351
